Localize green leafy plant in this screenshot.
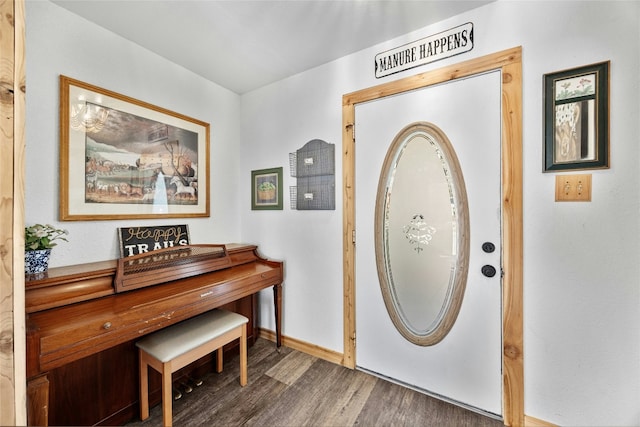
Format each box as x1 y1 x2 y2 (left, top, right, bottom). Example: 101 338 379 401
25 224 69 251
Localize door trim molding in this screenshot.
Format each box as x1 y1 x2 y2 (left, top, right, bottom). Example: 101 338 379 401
1 0 27 425
342 47 523 426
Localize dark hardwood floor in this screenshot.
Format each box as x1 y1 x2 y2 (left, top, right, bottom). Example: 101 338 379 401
125 338 503 427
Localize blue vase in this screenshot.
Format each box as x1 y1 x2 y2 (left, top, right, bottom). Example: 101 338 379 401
25 249 51 274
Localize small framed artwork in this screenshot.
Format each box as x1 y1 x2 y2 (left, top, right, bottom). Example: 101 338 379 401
59 75 210 220
251 167 283 210
544 61 609 172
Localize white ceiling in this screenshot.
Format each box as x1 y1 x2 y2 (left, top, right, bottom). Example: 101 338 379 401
51 0 493 94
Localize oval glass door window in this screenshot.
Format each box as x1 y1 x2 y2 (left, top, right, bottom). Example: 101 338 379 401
375 122 470 346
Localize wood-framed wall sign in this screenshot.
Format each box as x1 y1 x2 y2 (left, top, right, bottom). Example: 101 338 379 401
59 75 210 220
543 61 610 172
251 167 283 210
117 224 190 257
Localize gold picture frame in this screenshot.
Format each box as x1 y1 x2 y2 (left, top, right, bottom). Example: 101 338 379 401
59 75 210 220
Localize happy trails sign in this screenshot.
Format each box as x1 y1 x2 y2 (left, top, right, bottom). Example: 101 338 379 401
375 22 474 79
118 224 190 257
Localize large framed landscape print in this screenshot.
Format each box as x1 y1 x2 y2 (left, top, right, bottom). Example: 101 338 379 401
59 75 210 220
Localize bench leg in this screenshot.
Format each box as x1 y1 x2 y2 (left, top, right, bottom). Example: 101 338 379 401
216 347 223 373
162 362 173 427
240 324 247 386
139 351 150 421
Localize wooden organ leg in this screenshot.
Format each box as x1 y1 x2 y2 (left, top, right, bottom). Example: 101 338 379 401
27 374 49 426
273 283 282 347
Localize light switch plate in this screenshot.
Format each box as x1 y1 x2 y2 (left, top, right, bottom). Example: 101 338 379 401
555 174 592 202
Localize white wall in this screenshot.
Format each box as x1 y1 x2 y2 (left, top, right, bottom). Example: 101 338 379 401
240 1 640 426
25 1 243 266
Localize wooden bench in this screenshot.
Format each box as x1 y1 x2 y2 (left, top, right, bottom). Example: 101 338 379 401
136 309 249 427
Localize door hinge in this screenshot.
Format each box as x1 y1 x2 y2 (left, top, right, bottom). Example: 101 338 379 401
352 229 356 245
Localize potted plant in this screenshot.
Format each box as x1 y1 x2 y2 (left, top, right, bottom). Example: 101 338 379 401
25 224 69 274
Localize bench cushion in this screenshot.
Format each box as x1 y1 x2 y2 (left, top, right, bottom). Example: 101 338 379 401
136 309 248 362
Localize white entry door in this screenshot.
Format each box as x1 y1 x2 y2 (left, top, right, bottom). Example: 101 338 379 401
355 70 503 416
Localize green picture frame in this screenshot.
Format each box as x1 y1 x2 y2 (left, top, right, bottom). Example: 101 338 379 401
251 167 283 210
543 61 610 172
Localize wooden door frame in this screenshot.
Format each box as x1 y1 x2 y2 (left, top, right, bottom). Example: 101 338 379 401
342 47 523 426
0 0 27 425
